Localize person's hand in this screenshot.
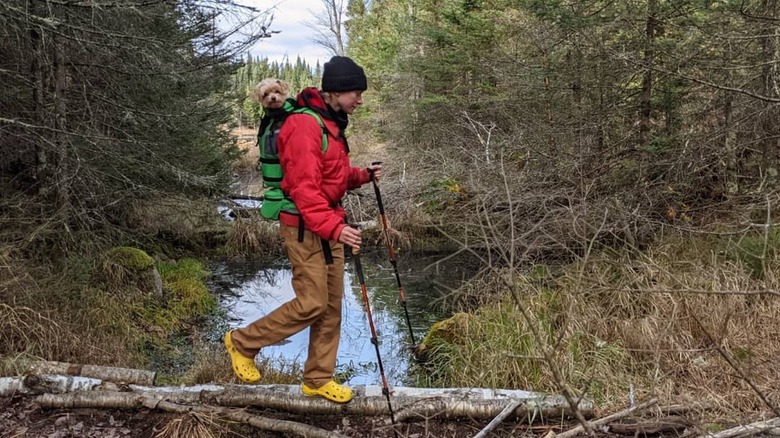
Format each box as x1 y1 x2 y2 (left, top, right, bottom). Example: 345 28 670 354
368 162 382 182
338 225 362 251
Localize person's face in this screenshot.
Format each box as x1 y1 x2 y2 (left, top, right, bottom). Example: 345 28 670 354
333 90 363 114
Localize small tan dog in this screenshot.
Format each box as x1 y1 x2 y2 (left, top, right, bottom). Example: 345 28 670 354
252 78 289 110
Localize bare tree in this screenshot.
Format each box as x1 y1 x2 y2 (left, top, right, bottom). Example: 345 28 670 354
306 0 346 56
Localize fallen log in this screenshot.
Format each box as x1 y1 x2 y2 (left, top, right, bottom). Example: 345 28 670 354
25 361 156 385
0 374 112 397
31 378 593 421
137 383 593 420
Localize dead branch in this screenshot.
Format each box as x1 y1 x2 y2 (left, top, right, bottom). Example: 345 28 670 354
147 398 348 438
555 398 658 438
609 416 691 435
699 417 780 438
472 400 522 438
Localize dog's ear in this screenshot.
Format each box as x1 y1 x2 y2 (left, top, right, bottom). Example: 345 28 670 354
251 85 263 103
277 80 289 94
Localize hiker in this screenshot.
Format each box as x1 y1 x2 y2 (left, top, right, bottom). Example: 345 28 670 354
224 56 382 404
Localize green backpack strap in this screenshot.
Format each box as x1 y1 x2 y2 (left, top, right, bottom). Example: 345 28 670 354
293 107 329 153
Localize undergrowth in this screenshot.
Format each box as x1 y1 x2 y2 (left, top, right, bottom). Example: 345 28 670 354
414 228 780 413
0 249 218 373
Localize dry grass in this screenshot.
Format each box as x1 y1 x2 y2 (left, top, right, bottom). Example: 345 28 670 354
0 304 63 363
223 217 282 259
0 244 221 372
231 127 259 174
183 342 303 386
419 232 780 414
0 286 145 368
125 196 228 248
155 412 226 438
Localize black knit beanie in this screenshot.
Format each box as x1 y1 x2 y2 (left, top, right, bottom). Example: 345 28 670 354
321 56 367 92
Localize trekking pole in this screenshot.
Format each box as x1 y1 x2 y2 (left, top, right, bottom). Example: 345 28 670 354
349 244 398 437
369 162 417 347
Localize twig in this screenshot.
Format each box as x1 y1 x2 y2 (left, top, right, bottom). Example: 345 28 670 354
699 417 780 438
472 399 521 438
555 398 658 438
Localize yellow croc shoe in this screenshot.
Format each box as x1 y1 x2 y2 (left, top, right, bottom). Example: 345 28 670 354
224 330 260 384
302 381 353 403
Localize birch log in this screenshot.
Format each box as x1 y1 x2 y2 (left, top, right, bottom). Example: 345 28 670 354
35 380 593 421
26 361 156 385
0 375 112 397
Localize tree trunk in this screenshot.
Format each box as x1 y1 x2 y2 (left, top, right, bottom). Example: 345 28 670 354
52 31 70 222
760 0 779 175
723 38 739 194
638 0 656 151
29 0 48 191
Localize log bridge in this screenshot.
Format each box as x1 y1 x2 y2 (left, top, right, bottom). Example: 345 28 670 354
0 360 596 438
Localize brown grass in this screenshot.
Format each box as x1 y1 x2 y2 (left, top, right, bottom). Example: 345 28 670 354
420 232 780 415
231 127 259 174
183 341 303 386
222 217 282 259
155 412 225 438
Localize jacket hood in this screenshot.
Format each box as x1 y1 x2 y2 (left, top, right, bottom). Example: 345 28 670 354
297 87 349 133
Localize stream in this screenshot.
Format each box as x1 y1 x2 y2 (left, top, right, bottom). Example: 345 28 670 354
207 250 477 386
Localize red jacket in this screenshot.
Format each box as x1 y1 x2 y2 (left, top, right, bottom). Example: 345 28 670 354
277 88 371 241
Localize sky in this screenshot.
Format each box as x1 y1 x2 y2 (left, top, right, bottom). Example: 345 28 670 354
241 0 333 67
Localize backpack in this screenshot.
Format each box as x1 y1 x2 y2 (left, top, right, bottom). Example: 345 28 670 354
257 98 329 220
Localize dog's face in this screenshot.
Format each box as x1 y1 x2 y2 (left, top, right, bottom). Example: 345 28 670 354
253 78 289 110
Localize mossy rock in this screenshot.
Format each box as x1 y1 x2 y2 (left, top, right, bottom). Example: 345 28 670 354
414 312 473 359
105 247 155 271
102 247 162 296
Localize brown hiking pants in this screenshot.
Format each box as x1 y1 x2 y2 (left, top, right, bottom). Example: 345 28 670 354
231 224 344 388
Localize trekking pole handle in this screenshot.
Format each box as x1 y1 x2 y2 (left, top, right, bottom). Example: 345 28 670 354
369 161 383 180
368 162 386 214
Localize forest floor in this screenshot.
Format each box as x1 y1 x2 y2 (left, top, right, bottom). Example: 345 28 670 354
0 393 577 438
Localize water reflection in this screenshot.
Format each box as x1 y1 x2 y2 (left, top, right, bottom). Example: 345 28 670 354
210 251 477 386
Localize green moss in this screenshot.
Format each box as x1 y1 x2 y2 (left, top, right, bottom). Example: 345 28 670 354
167 277 217 318
158 258 208 281
419 312 473 347
156 258 216 321
105 247 155 271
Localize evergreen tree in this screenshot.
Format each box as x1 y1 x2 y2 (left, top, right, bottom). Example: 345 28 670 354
0 0 273 254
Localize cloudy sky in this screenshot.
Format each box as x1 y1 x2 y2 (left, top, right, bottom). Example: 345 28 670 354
240 0 332 67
